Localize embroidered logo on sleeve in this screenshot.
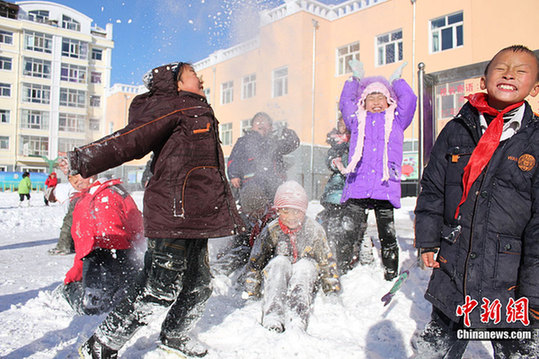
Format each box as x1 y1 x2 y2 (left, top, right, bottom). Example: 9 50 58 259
517 154 535 172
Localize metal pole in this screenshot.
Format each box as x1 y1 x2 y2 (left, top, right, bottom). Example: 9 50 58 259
310 19 319 198
410 0 416 142
417 62 425 196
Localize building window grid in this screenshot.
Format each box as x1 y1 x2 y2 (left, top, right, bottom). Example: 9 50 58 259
203 88 211 103
0 30 13 44
89 118 100 131
0 83 11 97
221 81 234 105
240 119 251 134
337 42 360 75
0 109 9 123
62 38 88 59
28 10 49 23
0 136 8 150
90 96 101 107
90 72 102 84
62 15 80 31
23 57 51 78
91 48 103 61
60 88 86 108
20 109 49 130
61 63 87 83
242 74 256 99
22 83 50 104
377 29 403 66
0 56 11 71
20 135 48 157
58 138 85 153
59 113 85 133
219 123 233 146
430 11 464 53
272 66 288 98
24 31 52 53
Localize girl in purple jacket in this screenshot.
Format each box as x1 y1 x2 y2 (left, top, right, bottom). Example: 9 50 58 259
338 61 417 280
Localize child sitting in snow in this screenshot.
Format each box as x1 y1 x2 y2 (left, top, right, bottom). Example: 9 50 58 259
243 181 341 332
339 60 417 280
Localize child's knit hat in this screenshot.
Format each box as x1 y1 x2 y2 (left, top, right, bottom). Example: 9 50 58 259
343 76 398 182
273 181 308 213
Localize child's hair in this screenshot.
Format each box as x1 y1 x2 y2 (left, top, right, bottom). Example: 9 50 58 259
251 112 272 127
22 171 30 178
173 62 192 82
484 45 539 81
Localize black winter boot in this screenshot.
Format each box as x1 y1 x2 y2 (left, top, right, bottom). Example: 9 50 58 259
381 244 399 281
160 334 208 357
78 335 118 359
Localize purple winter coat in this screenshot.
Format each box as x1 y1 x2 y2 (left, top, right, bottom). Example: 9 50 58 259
339 78 417 208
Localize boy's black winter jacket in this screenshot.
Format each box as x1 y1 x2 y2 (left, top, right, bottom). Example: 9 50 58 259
415 102 539 328
68 64 243 239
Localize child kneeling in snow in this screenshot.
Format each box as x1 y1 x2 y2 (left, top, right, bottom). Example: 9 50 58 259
243 181 341 332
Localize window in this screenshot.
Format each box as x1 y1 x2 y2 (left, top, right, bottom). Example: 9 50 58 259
58 138 85 153
23 57 51 78
62 38 88 59
0 56 11 70
89 118 100 131
337 41 360 75
90 96 101 107
20 109 49 130
272 66 288 98
240 119 251 134
402 139 419 152
0 83 11 97
0 109 9 123
60 88 86 107
0 30 13 44
61 63 86 83
22 83 50 104
59 113 85 132
219 123 233 146
24 31 52 53
203 88 211 103
221 81 234 105
431 12 463 53
435 80 466 120
242 74 256 99
91 48 103 61
20 135 48 157
90 72 102 84
62 15 80 31
28 10 49 23
0 136 8 150
377 29 403 66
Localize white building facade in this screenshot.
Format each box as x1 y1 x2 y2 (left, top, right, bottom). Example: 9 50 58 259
0 1 113 172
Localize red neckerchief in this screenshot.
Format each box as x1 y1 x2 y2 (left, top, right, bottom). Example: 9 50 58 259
454 93 524 219
278 218 302 263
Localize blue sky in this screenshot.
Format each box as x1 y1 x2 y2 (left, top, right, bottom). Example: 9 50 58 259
50 0 341 85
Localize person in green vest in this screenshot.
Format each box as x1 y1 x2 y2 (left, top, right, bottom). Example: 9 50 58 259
18 171 31 207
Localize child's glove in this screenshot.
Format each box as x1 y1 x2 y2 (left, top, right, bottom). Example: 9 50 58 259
241 290 260 301
389 61 408 83
348 59 364 79
64 259 83 284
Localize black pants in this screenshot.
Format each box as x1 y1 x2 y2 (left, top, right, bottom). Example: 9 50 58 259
19 193 30 202
63 248 139 315
412 307 539 358
94 238 212 351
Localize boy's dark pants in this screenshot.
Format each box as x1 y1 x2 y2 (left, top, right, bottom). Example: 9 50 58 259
95 238 212 351
63 248 137 315
318 204 356 273
345 198 398 278
19 193 30 201
412 307 539 358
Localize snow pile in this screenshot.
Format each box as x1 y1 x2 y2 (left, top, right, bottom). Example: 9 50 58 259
0 192 493 358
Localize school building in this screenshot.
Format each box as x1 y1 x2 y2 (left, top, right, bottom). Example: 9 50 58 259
0 1 113 175
192 0 539 198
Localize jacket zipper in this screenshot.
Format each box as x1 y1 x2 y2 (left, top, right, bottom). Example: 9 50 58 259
173 165 218 218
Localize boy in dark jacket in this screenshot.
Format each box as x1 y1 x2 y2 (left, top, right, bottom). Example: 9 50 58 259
413 45 539 358
60 62 243 358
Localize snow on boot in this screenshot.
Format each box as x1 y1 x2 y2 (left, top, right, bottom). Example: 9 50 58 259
382 244 399 281
262 314 285 333
160 334 208 358
358 237 375 265
78 335 118 359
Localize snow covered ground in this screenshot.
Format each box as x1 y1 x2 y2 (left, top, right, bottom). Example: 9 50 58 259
0 190 494 358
